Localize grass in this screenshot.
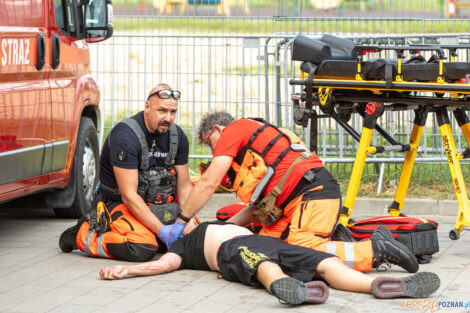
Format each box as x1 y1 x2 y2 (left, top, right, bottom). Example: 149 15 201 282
326 161 470 200
114 0 445 11
113 17 470 34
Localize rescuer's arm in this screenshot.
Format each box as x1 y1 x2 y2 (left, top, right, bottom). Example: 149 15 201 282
174 164 193 208
227 205 256 226
178 155 233 221
158 155 233 248
114 166 164 234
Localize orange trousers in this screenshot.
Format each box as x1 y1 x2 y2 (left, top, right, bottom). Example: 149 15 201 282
259 178 374 271
76 203 160 262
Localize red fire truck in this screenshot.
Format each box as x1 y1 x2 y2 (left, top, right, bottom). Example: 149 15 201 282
0 0 113 218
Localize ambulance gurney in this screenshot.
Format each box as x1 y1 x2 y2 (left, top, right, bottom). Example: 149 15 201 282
289 34 470 241
290 34 470 96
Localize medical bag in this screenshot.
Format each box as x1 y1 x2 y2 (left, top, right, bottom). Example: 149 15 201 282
216 202 263 233
348 216 439 264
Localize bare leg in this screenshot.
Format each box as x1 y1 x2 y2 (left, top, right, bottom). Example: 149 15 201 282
316 257 373 293
255 261 289 292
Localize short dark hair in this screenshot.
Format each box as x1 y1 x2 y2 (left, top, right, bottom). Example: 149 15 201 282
197 111 235 144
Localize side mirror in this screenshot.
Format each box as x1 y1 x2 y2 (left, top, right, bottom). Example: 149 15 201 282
85 0 113 43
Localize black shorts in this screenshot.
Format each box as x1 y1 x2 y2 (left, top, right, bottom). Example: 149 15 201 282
217 235 335 288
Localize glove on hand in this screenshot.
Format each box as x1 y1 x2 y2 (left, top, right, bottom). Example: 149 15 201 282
158 220 186 248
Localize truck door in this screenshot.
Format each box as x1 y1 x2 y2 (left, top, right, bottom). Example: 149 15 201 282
0 0 50 192
46 0 86 184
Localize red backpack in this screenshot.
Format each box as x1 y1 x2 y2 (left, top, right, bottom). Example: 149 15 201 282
216 203 263 233
348 216 439 264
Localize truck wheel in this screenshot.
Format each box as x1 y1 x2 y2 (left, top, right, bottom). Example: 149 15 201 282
53 117 99 218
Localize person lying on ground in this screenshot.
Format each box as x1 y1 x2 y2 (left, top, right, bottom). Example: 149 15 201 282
100 222 440 305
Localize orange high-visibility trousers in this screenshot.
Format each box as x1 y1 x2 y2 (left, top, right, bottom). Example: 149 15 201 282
259 170 373 271
76 203 160 262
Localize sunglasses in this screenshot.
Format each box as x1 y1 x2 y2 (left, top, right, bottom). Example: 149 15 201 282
147 89 181 101
205 128 215 145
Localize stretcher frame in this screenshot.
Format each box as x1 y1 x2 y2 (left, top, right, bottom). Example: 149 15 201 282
290 44 470 240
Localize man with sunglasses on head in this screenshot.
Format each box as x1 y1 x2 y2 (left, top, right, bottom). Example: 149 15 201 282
59 83 194 262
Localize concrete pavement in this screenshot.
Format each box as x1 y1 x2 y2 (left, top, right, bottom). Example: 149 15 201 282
0 195 469 313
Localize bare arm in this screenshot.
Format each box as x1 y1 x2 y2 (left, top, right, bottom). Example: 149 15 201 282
178 155 233 222
114 166 164 234
227 205 256 226
100 252 182 280
174 164 193 208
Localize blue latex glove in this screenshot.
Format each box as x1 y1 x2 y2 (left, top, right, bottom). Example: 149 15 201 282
158 220 186 248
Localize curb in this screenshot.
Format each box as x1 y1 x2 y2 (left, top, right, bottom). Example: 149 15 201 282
198 193 460 221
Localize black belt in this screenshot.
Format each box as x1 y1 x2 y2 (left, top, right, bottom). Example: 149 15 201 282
100 182 121 195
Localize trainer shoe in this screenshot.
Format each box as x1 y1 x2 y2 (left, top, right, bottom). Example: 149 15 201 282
371 226 419 273
371 272 440 299
59 216 88 253
270 277 329 305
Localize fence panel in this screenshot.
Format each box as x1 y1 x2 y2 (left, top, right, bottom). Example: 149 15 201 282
90 1 470 192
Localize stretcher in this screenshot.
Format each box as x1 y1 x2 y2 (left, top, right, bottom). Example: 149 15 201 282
289 34 470 240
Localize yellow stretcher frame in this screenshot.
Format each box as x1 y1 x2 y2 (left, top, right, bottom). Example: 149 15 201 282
291 54 470 240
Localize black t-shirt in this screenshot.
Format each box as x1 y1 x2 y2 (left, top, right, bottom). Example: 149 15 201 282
98 111 189 201
168 222 211 271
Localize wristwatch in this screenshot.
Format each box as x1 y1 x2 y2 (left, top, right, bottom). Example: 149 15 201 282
177 211 191 223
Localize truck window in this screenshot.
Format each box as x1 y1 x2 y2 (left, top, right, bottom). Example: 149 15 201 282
54 0 76 36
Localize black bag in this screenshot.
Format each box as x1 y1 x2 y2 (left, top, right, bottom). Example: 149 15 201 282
348 216 439 264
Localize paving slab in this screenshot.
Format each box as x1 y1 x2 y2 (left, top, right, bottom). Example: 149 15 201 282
0 198 469 313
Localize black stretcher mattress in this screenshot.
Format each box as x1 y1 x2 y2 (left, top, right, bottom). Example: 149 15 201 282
300 58 470 82
293 34 470 82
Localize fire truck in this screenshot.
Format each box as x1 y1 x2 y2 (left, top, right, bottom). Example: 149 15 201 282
0 0 113 218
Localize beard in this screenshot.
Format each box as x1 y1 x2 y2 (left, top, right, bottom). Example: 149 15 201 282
155 121 171 134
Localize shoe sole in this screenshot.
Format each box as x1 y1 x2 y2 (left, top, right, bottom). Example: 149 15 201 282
376 226 419 273
403 272 440 298
371 272 440 299
270 277 328 305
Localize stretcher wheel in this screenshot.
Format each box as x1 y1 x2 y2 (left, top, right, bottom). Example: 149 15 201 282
449 229 460 240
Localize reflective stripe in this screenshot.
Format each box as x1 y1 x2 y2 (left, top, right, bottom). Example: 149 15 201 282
325 241 336 255
83 231 95 256
344 242 355 268
96 233 109 258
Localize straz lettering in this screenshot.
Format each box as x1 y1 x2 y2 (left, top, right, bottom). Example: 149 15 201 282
442 135 454 165
1 38 30 66
238 246 268 269
401 300 440 313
